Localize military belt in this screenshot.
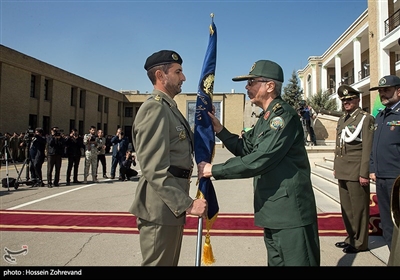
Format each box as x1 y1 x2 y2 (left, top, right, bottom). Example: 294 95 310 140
168 165 192 179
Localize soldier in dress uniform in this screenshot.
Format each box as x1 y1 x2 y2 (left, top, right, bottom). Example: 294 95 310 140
198 60 320 266
333 85 375 254
129 50 207 266
369 75 400 250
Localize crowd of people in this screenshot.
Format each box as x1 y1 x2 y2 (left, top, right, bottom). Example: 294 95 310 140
0 127 138 188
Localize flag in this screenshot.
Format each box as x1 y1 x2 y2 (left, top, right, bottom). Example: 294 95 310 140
194 15 219 265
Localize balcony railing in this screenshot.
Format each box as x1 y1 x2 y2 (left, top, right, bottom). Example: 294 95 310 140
385 8 400 35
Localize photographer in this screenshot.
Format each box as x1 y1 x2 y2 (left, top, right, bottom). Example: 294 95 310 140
29 128 46 187
119 150 138 181
47 126 65 187
110 128 129 180
65 128 84 185
298 100 317 146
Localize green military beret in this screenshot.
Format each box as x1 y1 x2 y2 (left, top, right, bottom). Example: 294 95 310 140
232 60 284 82
369 75 400 91
144 50 183 71
337 84 362 100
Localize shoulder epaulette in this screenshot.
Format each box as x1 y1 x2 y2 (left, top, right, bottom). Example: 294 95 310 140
272 103 284 116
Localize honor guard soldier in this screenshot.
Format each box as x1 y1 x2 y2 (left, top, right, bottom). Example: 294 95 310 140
333 85 375 253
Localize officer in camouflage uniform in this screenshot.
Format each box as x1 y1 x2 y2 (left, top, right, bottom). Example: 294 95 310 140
198 60 320 266
333 85 375 254
83 126 99 183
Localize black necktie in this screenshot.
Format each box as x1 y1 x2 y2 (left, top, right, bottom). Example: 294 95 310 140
344 114 350 121
384 107 391 116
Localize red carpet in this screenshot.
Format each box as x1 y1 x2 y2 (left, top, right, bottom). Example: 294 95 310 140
0 194 382 237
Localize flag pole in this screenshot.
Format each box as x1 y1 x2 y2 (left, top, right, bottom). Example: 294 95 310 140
195 216 203 266
195 13 218 266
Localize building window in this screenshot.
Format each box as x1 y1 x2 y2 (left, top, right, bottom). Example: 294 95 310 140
69 119 76 133
42 116 50 135
98 95 103 112
79 120 84 136
187 101 222 144
104 97 109 113
118 102 121 116
103 123 108 135
307 75 312 97
30 75 36 98
28 114 38 131
70 87 74 106
97 123 101 130
125 106 133 117
79 90 85 108
44 79 49 100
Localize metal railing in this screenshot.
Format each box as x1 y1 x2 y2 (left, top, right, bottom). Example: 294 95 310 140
385 8 400 35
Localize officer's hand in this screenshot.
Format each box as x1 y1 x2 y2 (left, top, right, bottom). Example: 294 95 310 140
198 161 213 178
207 111 223 133
186 199 207 218
369 173 376 182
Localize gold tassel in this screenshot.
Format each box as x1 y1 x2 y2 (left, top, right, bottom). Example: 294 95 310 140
202 233 215 265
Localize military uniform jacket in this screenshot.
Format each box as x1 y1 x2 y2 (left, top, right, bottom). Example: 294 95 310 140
129 90 194 226
212 97 318 229
334 107 375 181
370 102 400 179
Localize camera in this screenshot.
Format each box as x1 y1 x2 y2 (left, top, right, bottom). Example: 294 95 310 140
54 129 64 137
23 129 35 143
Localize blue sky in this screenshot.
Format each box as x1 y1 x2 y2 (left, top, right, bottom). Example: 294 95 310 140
0 0 368 94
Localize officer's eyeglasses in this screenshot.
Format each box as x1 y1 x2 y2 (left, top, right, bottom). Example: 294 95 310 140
247 79 269 87
341 97 357 102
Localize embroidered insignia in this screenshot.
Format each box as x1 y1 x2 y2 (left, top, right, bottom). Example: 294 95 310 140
378 77 387 86
179 130 186 140
270 116 284 130
264 111 270 120
176 125 184 131
154 95 161 101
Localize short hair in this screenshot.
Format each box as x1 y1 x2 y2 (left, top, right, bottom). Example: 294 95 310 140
147 64 173 85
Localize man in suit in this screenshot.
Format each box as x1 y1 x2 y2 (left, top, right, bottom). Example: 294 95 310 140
197 59 320 266
110 128 128 180
333 85 375 254
129 50 207 266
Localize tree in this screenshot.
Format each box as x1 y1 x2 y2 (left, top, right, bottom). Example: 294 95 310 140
306 89 338 112
282 70 303 107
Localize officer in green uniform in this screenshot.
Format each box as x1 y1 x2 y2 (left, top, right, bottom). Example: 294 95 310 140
197 60 320 266
333 85 375 254
129 50 207 266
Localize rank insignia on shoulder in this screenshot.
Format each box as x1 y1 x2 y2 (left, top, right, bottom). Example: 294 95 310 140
270 116 285 130
154 95 161 101
272 103 284 116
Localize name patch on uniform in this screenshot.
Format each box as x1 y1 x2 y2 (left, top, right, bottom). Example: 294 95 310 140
270 117 284 130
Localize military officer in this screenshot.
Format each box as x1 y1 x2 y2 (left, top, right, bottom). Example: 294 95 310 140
83 126 99 183
333 85 375 254
369 75 400 250
197 60 320 266
129 50 207 266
